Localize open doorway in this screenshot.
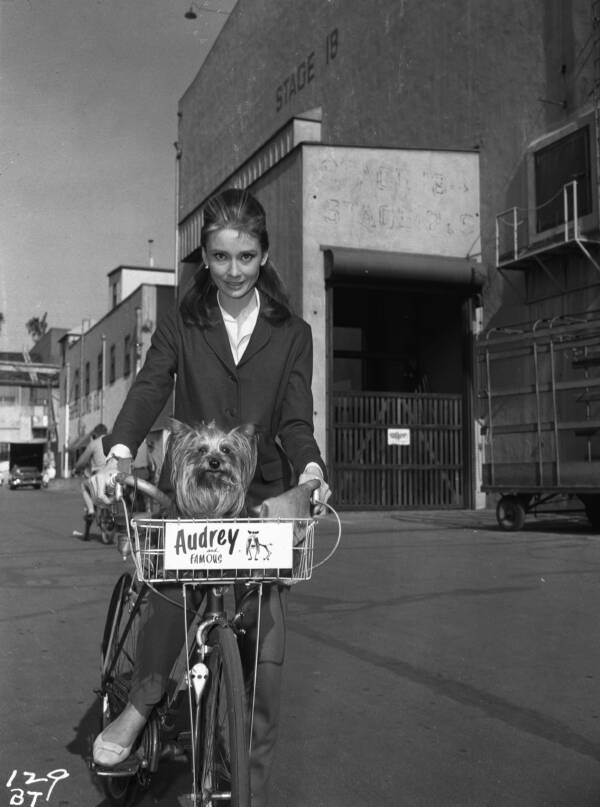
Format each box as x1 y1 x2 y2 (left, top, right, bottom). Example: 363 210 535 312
329 281 474 508
332 283 465 394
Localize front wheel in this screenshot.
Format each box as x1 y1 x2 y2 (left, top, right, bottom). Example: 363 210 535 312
97 506 117 545
195 624 250 807
98 574 152 806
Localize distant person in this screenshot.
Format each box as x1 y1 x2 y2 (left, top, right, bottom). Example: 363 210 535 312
42 445 56 487
73 424 108 540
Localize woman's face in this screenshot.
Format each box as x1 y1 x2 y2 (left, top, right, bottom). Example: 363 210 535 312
203 228 266 305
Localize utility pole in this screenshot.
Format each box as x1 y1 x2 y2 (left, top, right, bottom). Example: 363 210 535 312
101 334 106 425
64 362 70 477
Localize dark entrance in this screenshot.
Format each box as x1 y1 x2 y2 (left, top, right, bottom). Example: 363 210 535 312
328 280 475 509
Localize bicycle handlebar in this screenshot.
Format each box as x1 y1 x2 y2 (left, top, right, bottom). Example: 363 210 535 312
112 473 325 518
113 472 172 511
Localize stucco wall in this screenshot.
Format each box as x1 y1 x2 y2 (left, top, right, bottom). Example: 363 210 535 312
300 144 480 452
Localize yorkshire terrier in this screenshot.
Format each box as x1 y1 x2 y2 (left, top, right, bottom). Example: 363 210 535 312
167 419 257 518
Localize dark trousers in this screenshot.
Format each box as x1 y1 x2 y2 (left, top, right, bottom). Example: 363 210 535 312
130 582 289 807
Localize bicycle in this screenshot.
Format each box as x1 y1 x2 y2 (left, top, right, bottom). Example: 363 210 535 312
92 473 341 807
94 501 123 545
78 475 149 545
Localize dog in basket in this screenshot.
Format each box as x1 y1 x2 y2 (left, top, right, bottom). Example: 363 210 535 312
165 418 318 520
167 418 257 518
133 419 318 576
132 419 257 577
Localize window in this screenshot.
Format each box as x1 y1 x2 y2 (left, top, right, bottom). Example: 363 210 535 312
534 125 592 233
97 352 103 389
84 361 90 396
73 368 80 401
0 385 17 406
124 334 131 377
109 345 116 384
30 388 47 405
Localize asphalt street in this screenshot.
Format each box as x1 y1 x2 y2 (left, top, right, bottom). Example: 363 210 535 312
2 483 600 806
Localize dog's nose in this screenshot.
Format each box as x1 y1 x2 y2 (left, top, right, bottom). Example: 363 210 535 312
208 458 220 470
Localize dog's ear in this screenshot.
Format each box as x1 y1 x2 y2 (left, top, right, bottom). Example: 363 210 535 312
235 423 257 440
168 417 190 438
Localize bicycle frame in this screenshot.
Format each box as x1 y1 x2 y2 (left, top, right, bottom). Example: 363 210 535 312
182 581 263 807
95 476 340 806
97 575 261 807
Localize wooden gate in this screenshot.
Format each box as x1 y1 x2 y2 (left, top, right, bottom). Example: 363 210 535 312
331 391 465 509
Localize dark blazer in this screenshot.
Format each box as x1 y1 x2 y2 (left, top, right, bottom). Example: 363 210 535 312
105 293 326 502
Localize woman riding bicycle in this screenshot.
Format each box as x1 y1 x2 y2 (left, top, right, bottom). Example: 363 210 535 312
90 187 331 807
73 423 108 541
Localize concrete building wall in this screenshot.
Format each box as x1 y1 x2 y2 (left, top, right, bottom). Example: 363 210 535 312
108 266 175 309
30 328 69 364
178 0 595 322
58 283 174 472
252 149 305 310
299 144 480 448
176 0 598 507
0 387 41 443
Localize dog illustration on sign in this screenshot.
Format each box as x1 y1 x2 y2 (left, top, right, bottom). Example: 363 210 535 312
246 529 272 562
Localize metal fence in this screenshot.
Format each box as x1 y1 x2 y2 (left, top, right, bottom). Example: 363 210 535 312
331 391 464 509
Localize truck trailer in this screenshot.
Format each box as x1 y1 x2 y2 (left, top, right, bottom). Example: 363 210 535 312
478 311 600 530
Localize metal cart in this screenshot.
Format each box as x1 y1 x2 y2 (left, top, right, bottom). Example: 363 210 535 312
478 312 600 530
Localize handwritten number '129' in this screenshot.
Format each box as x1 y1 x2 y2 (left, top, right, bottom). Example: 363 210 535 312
5 769 70 805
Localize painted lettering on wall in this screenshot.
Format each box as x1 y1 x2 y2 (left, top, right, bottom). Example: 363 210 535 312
325 27 338 63
275 28 338 112
318 160 478 239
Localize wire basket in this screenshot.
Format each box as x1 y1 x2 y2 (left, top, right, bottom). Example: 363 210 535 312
127 516 316 585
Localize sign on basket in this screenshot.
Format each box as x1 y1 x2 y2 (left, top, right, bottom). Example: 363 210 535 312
163 520 294 571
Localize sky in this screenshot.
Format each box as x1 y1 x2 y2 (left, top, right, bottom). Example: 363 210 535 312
0 0 236 353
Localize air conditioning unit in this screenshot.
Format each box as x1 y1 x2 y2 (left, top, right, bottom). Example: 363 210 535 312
527 107 599 245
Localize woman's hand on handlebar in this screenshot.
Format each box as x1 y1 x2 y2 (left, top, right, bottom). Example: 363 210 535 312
89 457 123 505
298 466 331 515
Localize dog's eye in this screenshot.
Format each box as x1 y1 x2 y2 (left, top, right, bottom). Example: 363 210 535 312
197 446 208 455
220 444 231 454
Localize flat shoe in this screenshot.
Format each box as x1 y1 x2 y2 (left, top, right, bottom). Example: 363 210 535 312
93 731 133 767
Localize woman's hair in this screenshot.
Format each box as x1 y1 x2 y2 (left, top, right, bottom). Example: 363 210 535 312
180 188 292 327
91 423 108 439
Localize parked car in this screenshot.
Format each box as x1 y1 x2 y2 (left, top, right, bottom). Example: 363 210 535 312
9 464 43 490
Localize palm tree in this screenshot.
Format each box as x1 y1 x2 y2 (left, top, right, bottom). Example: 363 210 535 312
26 312 48 342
